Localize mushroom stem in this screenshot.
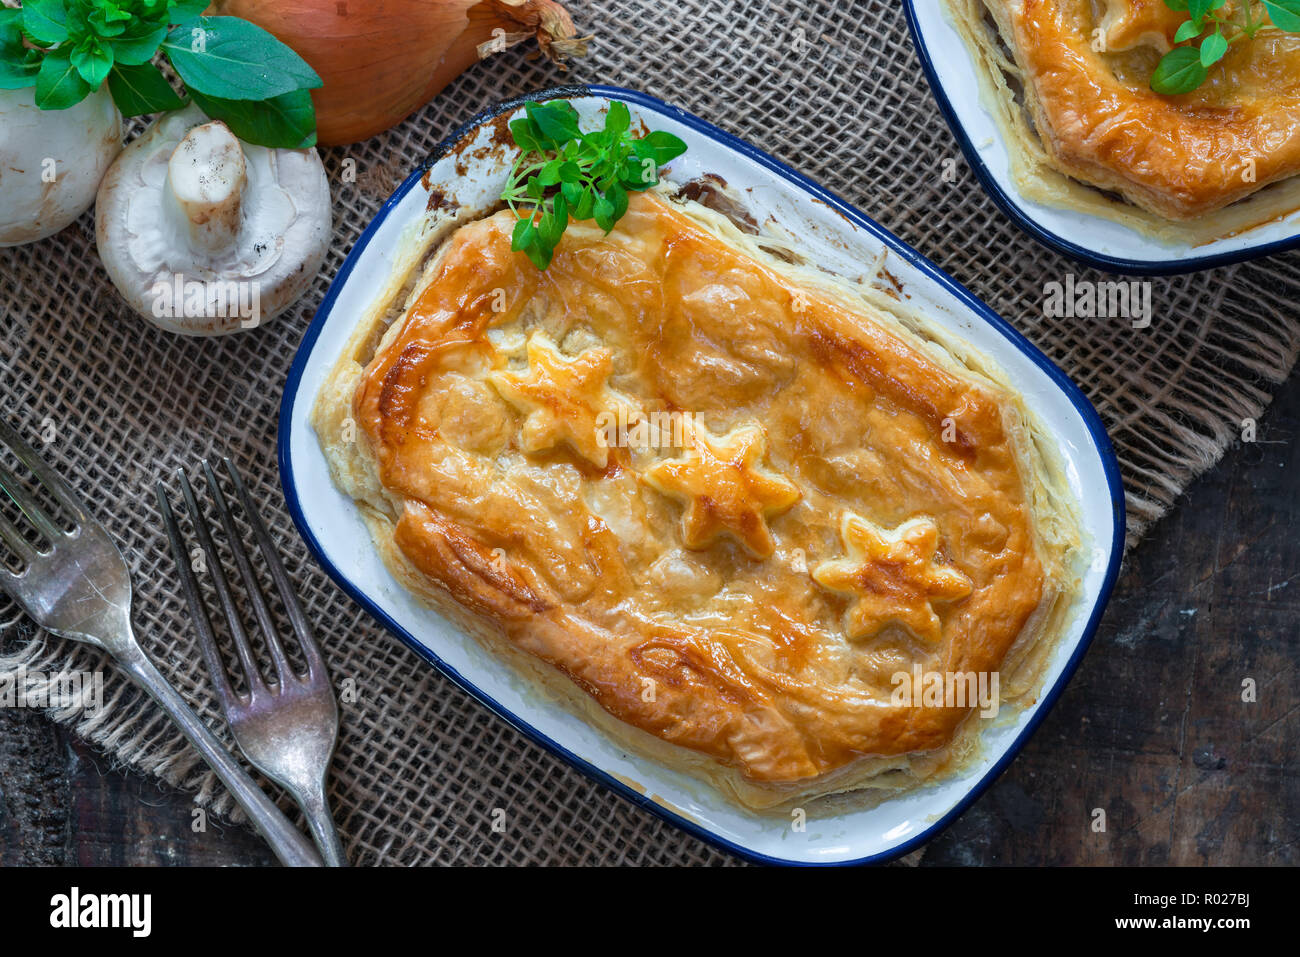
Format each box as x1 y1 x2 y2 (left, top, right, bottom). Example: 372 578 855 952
166 121 247 256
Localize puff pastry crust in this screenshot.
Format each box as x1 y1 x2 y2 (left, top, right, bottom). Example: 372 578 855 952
952 0 1300 227
315 187 1083 809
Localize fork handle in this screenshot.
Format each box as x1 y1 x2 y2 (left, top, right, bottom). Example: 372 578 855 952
301 779 348 867
117 645 324 867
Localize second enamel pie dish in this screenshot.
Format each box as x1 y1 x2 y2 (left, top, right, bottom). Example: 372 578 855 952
906 0 1300 272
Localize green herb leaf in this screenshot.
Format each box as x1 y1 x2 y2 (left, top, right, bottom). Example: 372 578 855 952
620 156 657 190
168 0 210 25
0 8 24 44
87 3 133 39
1199 29 1229 65
188 87 319 149
1264 0 1300 31
0 9 41 89
109 21 170 65
512 216 537 251
637 130 688 167
573 184 595 219
536 159 563 187
604 100 630 138
542 193 569 248
592 192 616 232
604 182 628 224
1151 45 1209 94
163 16 322 102
107 61 184 116
34 47 93 109
22 0 69 46
525 100 580 144
522 243 550 271
0 54 41 90
1174 19 1203 41
509 116 548 154
71 36 114 89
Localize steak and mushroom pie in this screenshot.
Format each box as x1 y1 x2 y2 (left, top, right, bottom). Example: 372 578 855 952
314 184 1085 810
946 0 1300 241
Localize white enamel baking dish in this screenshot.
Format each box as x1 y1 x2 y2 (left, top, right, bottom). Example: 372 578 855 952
278 85 1126 865
904 0 1300 274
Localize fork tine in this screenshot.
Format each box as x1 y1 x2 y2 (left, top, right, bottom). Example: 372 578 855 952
222 457 327 680
0 418 90 526
176 468 266 696
201 460 295 688
0 459 68 544
156 482 239 709
0 509 36 569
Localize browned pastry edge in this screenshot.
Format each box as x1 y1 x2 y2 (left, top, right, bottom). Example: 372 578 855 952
969 0 1300 221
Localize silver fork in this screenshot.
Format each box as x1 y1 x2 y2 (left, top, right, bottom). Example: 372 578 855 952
0 419 322 867
157 458 347 867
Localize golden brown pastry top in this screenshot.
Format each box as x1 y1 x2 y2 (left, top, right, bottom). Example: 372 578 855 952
353 191 1049 784
997 0 1300 218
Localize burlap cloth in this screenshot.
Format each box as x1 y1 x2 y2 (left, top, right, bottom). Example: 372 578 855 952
2 1 1298 866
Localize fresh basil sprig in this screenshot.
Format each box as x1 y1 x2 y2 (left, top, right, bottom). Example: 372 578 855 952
501 100 688 270
0 1 322 149
1152 0 1300 95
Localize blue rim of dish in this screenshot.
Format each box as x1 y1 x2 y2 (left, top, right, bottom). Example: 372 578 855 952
277 83 1127 866
901 1 1300 276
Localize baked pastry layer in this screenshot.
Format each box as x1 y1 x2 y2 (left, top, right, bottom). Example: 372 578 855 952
315 186 1082 809
949 0 1300 232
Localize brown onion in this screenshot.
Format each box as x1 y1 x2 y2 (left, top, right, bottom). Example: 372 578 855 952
208 0 587 146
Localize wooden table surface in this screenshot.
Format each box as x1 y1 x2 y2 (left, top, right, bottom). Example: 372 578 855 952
2 373 1297 868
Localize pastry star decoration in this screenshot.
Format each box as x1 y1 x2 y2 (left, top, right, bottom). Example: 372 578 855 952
489 332 627 468
813 513 973 645
644 421 801 559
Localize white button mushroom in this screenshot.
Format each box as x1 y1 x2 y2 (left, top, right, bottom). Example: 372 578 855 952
95 105 332 335
0 85 122 247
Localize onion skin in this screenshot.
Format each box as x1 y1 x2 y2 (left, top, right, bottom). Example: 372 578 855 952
208 0 587 146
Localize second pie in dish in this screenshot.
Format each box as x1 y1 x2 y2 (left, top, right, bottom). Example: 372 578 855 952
313 180 1087 811
944 0 1300 242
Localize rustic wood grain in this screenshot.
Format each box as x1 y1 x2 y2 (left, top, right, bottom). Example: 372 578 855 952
1 375 1297 867
919 372 1300 867
0 623 274 867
